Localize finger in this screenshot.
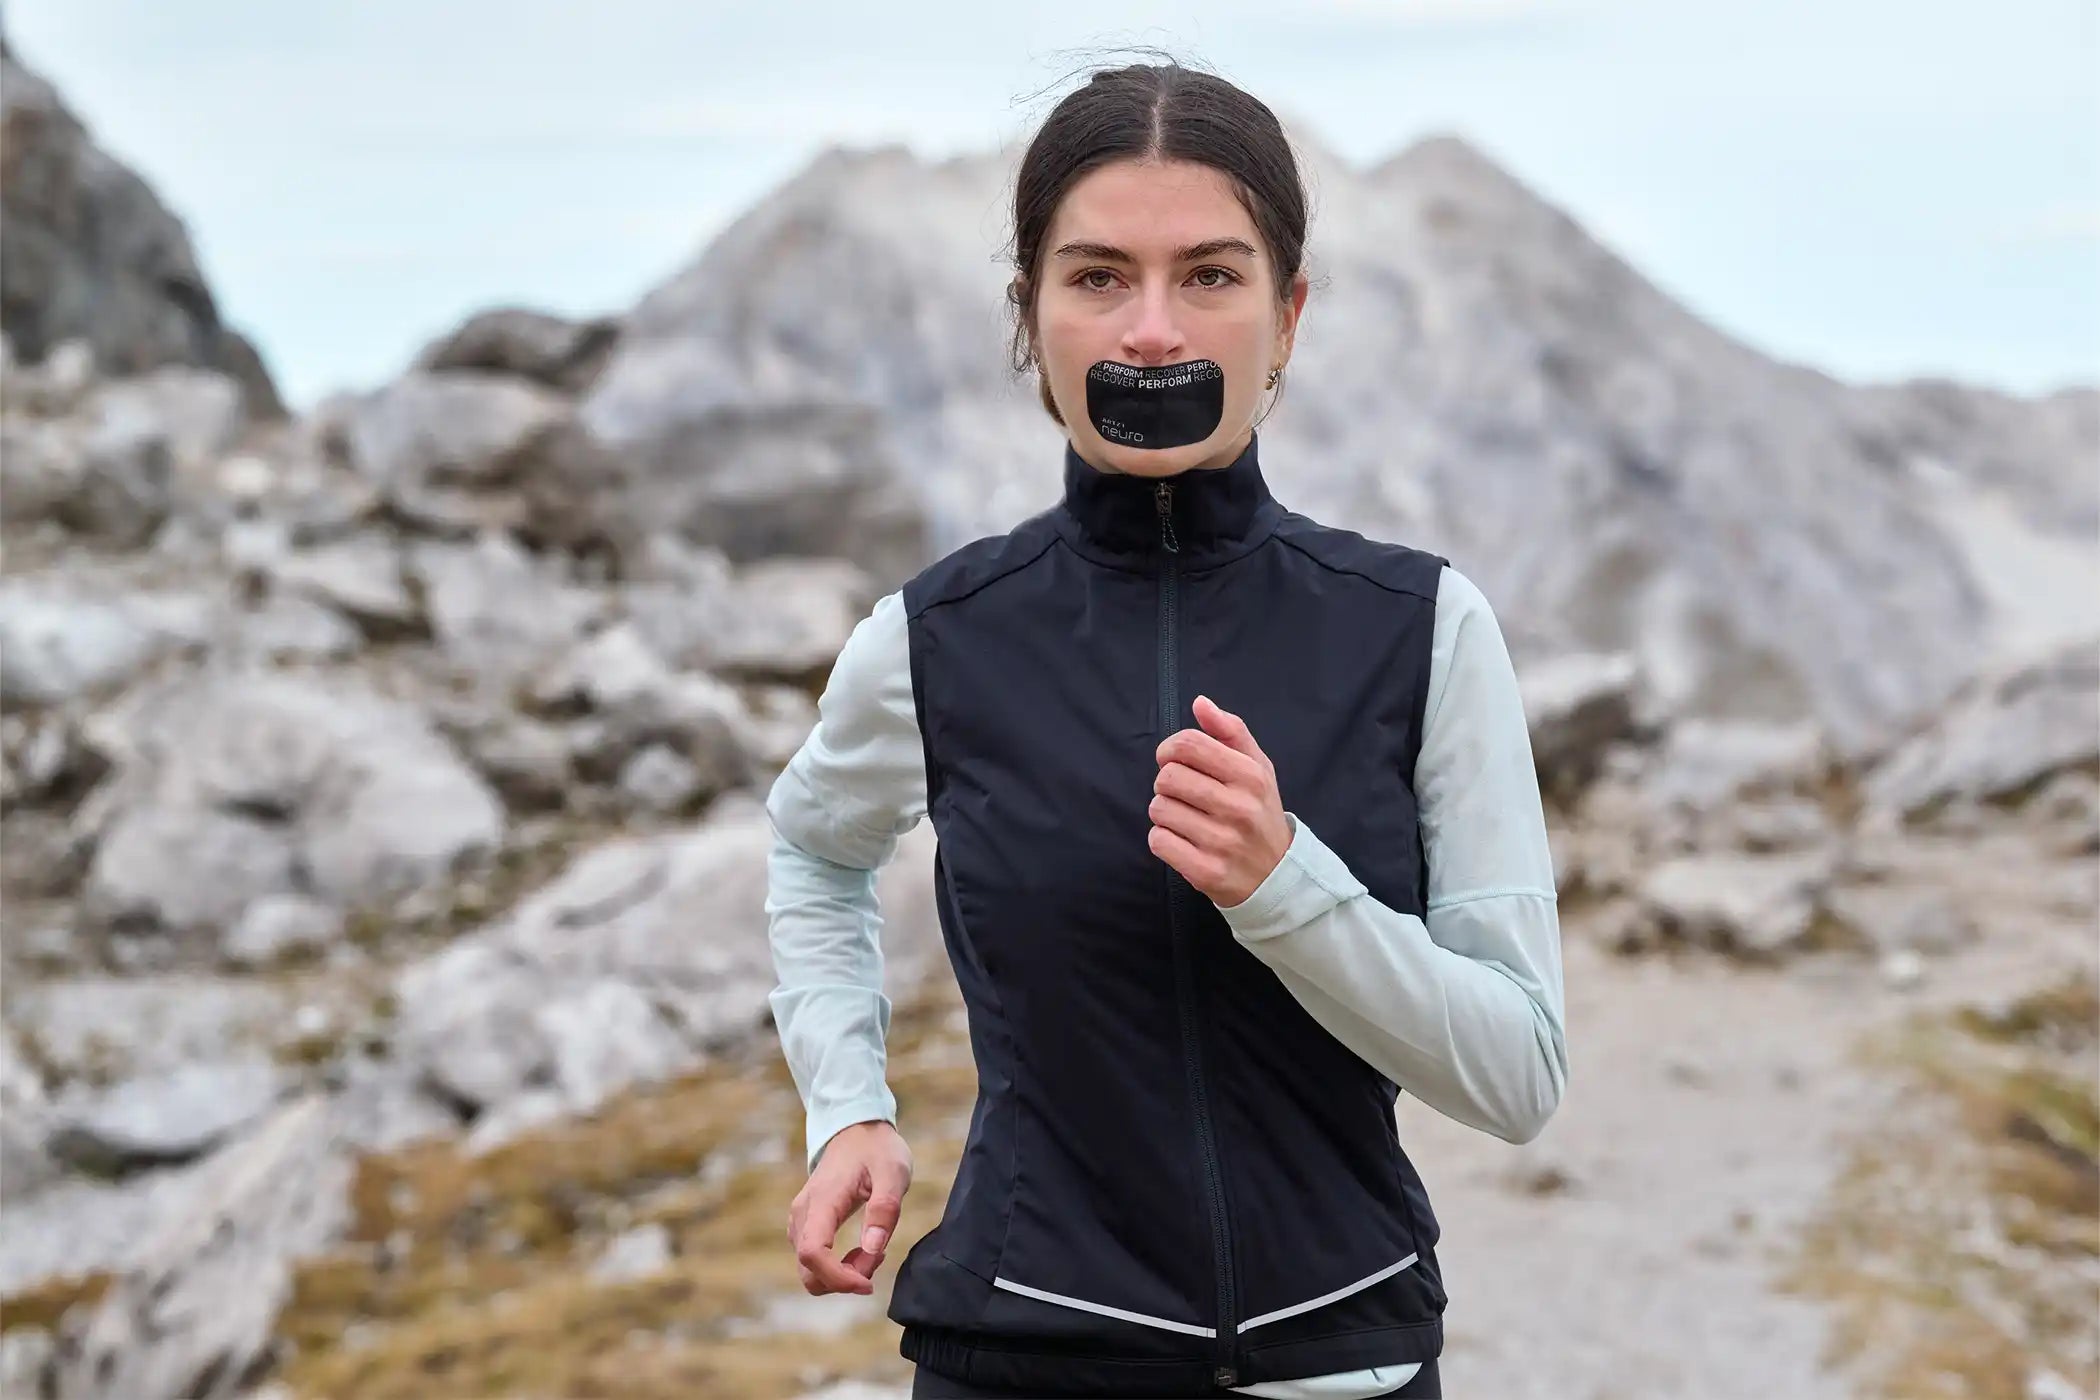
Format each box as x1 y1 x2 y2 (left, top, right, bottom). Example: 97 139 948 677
860 1161 909 1257
800 1261 864 1296
797 1238 873 1294
1148 821 1213 887
1193 695 1265 762
1156 727 1257 785
1154 759 1242 820
1149 791 1232 850
841 1244 887 1281
795 1186 873 1294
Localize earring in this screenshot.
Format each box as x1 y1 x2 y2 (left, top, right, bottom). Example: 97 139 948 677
1265 365 1281 390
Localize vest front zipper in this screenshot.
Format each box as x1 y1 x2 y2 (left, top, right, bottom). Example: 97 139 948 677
1155 479 1240 1387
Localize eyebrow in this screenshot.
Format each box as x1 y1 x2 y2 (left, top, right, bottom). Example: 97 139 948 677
1050 237 1261 264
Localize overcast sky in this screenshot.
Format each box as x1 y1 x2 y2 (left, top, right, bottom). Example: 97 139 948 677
6 0 2095 412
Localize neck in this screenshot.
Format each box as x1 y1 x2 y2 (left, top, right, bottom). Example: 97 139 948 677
1054 428 1282 569
1069 426 1255 478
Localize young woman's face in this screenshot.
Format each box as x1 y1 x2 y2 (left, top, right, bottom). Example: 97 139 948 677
1032 157 1308 477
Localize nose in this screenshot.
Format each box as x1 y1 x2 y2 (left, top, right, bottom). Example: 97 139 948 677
1119 279 1185 366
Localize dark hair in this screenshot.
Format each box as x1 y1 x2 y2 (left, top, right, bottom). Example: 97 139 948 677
1003 53 1312 429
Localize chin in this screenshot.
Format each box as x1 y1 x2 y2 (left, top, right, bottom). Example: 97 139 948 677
1092 436 1214 476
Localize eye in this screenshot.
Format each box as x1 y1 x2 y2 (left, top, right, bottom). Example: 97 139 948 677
1074 266 1244 293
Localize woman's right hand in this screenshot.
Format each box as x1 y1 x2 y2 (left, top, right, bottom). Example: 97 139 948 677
788 1119 914 1295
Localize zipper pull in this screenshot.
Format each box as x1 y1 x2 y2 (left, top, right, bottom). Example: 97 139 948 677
1155 481 1180 554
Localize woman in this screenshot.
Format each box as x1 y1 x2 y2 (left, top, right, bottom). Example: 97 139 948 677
763 59 1567 1400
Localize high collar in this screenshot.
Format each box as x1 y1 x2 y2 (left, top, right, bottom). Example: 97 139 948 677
1054 431 1283 569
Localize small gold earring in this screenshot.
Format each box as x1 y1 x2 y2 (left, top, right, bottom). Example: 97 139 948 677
1265 366 1281 390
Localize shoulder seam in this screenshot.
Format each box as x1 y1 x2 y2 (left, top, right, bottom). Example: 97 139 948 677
1268 518 1445 602
906 516 1064 620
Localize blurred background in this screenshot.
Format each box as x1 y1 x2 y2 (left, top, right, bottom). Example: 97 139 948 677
0 2 2094 1397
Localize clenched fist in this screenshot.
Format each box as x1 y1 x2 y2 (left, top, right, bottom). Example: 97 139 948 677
1149 694 1293 909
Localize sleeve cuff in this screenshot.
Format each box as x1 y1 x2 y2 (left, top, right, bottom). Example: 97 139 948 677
1213 812 1369 943
807 1095 898 1173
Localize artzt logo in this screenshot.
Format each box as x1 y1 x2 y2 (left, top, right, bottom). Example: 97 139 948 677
1101 420 1146 443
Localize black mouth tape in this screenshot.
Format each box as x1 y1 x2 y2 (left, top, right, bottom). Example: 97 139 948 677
1085 358 1226 450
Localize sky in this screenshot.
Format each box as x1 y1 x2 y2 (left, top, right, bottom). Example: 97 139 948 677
5 0 2096 414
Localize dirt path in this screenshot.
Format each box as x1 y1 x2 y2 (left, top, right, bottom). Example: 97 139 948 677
1407 918 2092 1400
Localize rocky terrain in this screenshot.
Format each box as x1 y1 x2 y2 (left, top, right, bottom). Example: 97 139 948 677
1 31 2095 1400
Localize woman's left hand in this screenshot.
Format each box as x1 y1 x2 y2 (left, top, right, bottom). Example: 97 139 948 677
1150 695 1294 909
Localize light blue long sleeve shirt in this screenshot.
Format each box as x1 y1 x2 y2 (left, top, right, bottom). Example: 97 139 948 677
763 563 1568 1400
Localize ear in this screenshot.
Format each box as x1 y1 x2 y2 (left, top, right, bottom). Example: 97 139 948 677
1276 269 1310 362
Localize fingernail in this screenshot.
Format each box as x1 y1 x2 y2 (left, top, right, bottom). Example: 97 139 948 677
863 1226 889 1253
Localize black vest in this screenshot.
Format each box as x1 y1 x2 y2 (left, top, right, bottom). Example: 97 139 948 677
890 432 1451 1396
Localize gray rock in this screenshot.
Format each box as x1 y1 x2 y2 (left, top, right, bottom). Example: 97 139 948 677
391 797 941 1132
48 1095 352 1400
329 1057 461 1154
0 1028 47 1107
46 1056 288 1174
411 305 620 394
395 941 551 1110
84 367 248 476
0 409 170 546
0 1027 61 1198
1865 635 2100 822
3 974 290 1086
589 1222 674 1283
576 394 932 588
442 712 575 812
1645 719 1833 814
1 808 97 899
1637 851 1837 959
706 557 872 681
85 802 301 942
1822 883 1979 956
1520 649 1649 802
80 669 506 940
618 743 703 815
0 579 199 706
226 590 364 662
264 533 422 640
0 1162 212 1296
739 684 822 777
640 556 874 680
0 1327 54 1398
409 531 599 687
341 368 583 537
1 338 96 416
527 622 755 788
0 42 284 417
222 895 344 969
2029 768 2100 856
1712 794 1837 854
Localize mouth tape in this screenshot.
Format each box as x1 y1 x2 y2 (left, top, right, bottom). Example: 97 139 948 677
1085 358 1225 450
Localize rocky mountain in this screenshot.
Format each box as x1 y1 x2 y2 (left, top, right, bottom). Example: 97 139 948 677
583 129 2097 755
0 37 2093 1400
0 36 283 419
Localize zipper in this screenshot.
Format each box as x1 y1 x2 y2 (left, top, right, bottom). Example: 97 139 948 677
1155 479 1239 1388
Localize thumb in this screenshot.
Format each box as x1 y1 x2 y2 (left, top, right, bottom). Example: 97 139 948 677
860 1159 909 1254
1193 694 1260 759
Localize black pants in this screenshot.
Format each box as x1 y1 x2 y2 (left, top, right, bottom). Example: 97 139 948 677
910 1356 1441 1398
